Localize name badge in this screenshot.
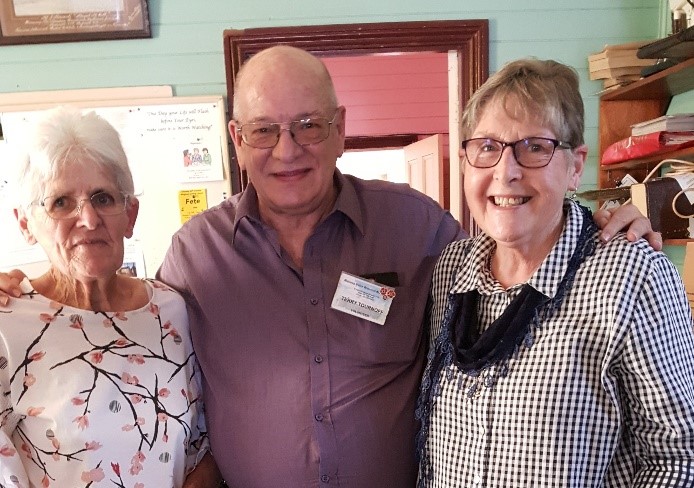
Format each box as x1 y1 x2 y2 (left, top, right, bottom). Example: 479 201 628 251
331 272 396 325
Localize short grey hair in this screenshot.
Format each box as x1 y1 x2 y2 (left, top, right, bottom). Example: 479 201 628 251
461 58 585 148
10 105 134 209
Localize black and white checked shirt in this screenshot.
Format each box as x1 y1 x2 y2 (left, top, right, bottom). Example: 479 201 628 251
423 201 694 487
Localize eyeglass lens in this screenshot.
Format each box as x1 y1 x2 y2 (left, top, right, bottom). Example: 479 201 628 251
464 138 560 168
240 117 332 148
41 191 127 219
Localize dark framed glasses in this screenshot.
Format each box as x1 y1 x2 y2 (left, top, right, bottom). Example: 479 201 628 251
462 137 573 168
235 111 339 149
37 191 129 220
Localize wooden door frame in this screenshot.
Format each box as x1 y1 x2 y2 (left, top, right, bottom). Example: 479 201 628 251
222 19 488 225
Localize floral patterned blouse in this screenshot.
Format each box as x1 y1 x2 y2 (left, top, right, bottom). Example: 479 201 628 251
0 279 208 488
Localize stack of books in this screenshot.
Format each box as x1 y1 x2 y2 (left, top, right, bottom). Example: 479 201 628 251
631 113 694 136
588 41 657 90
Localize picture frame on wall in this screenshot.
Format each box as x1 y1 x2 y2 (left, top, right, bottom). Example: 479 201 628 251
0 0 151 45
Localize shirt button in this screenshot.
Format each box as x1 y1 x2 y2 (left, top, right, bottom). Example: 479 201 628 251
315 413 324 421
314 355 323 363
321 475 330 483
473 474 482 485
310 298 319 305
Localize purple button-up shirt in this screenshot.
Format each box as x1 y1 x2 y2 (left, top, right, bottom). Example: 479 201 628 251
158 172 463 487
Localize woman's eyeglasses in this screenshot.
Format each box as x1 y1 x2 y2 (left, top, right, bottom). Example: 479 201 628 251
461 137 573 168
37 191 129 220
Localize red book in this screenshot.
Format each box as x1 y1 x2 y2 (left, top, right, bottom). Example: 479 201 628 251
601 131 694 165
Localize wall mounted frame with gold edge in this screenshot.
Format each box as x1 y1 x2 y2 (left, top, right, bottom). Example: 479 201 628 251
0 0 150 45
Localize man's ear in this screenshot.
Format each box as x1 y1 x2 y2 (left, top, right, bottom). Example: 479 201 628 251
228 120 246 170
13 208 37 245
333 105 347 157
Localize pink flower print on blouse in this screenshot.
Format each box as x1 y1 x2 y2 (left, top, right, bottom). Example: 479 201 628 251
39 313 55 323
0 444 16 456
89 351 104 364
73 415 89 430
127 354 145 365
130 451 146 476
24 373 36 387
27 406 44 416
69 314 83 329
85 441 102 451
121 372 140 386
122 417 145 432
81 466 105 482
168 328 182 344
29 351 45 362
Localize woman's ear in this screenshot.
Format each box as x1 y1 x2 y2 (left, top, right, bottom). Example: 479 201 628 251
13 208 37 245
124 197 139 239
570 144 588 190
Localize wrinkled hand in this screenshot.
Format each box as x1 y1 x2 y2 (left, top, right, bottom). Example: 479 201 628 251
593 203 662 251
182 452 223 488
0 270 27 307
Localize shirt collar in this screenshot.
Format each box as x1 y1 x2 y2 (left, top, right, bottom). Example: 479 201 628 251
231 169 366 242
449 200 585 299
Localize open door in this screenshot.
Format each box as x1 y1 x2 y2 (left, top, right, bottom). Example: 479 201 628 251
404 134 448 209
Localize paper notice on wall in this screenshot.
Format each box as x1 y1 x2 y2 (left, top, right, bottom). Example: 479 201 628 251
121 239 147 278
134 104 225 183
178 188 208 224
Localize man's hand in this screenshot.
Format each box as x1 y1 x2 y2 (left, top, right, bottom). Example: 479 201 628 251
594 203 663 251
0 270 27 306
182 452 224 487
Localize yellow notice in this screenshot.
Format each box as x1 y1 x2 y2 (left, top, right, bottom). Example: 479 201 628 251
178 189 208 224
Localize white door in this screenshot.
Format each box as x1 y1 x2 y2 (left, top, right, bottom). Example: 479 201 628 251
404 134 444 208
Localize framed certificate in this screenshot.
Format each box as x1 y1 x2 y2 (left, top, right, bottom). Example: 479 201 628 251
0 0 150 45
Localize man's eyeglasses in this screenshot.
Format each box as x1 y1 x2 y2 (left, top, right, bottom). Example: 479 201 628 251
461 137 573 169
37 191 129 220
235 111 339 149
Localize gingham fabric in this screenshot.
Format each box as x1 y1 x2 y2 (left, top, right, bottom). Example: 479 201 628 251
421 200 694 487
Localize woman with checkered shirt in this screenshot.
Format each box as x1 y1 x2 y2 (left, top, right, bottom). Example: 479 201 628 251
416 58 694 487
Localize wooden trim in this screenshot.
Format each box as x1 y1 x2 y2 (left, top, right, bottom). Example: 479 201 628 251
223 20 489 193
344 134 419 151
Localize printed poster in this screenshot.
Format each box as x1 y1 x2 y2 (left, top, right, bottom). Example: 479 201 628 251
178 188 207 224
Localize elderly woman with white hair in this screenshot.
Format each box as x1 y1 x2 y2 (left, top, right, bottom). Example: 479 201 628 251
0 106 221 487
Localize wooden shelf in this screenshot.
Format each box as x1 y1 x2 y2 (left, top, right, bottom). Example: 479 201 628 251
597 57 694 245
600 57 694 102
